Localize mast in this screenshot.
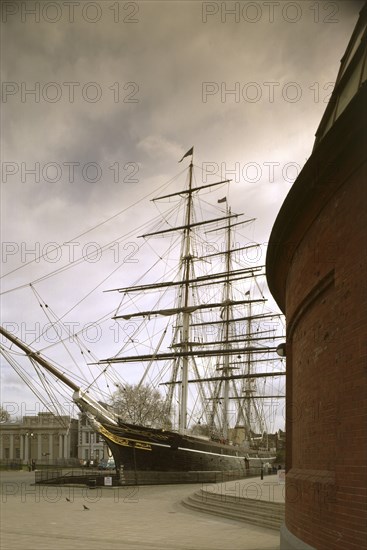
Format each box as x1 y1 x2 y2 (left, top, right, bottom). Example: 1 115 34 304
103 150 285 436
221 204 232 440
245 301 254 434
237 298 267 442
179 158 194 433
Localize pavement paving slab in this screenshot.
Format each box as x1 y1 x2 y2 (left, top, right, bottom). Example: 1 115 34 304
0 471 280 550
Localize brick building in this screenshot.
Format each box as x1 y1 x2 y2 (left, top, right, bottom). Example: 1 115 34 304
77 412 110 464
266 5 367 550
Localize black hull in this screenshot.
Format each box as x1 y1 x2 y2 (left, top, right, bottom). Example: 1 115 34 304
97 420 269 484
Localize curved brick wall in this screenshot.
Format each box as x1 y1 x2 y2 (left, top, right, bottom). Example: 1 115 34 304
266 84 367 550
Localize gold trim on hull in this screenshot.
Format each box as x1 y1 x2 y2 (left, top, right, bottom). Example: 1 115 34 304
98 425 152 451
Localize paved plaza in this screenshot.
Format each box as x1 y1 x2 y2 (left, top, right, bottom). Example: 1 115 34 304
0 471 281 550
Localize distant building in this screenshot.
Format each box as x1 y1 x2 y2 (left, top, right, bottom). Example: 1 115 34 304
0 411 111 467
227 426 285 454
266 4 367 550
227 426 250 448
0 412 78 466
77 413 110 464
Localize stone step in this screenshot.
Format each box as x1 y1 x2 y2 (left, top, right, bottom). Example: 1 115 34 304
182 497 283 530
189 492 285 520
182 490 285 530
197 489 285 514
182 499 283 530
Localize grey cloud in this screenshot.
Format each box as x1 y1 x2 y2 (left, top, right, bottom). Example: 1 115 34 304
0 0 362 407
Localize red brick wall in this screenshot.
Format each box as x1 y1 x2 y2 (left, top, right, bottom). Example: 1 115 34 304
284 156 367 549
266 79 367 549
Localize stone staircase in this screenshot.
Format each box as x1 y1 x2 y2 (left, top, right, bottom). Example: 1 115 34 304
182 486 285 530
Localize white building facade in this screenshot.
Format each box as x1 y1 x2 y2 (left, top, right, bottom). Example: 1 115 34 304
0 412 78 466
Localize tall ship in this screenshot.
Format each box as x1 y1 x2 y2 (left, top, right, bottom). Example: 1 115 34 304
0 148 285 483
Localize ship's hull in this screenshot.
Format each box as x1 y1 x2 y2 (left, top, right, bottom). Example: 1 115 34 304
97 419 271 484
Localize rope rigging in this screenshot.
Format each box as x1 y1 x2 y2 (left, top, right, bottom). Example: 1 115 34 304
1 162 285 439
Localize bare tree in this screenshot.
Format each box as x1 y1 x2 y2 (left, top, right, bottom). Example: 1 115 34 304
0 406 10 423
110 384 171 429
190 423 211 437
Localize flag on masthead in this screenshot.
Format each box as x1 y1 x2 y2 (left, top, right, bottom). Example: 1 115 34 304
178 147 194 163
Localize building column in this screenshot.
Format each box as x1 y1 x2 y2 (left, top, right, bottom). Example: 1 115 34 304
9 434 14 459
25 435 29 461
48 434 53 459
63 434 68 459
20 434 24 460
37 434 42 460
58 434 63 458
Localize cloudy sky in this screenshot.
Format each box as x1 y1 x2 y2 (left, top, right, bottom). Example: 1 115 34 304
0 0 364 420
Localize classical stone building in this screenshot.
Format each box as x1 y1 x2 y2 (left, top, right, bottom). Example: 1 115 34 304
0 411 111 467
266 5 367 550
0 412 78 466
